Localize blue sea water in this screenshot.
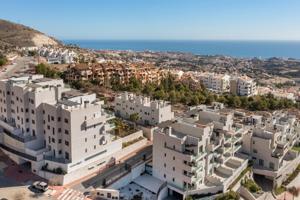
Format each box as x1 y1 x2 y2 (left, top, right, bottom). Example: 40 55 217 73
63 40 300 59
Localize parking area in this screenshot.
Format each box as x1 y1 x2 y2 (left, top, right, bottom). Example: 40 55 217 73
0 150 55 200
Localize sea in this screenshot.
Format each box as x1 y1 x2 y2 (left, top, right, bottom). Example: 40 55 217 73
63 40 300 59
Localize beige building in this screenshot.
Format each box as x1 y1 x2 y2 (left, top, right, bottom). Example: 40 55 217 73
241 111 300 186
152 104 248 199
198 72 230 93
114 92 174 126
230 76 257 96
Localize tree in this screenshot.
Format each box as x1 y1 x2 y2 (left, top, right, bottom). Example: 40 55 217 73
129 113 140 128
287 186 300 200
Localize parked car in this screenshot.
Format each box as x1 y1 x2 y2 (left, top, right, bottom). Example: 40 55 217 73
32 181 48 192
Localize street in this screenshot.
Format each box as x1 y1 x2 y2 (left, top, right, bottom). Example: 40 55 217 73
0 56 36 79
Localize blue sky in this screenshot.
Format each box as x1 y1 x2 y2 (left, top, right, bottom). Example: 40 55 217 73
1 0 300 40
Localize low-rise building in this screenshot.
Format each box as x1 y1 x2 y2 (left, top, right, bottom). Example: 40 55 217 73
114 92 174 126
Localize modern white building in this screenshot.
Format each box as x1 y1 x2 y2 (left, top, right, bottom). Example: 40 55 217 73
241 111 300 187
198 73 230 93
0 75 146 184
152 104 248 199
38 47 77 64
230 76 257 97
114 92 174 126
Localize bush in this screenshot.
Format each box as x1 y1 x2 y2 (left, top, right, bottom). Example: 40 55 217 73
215 191 240 200
242 178 261 193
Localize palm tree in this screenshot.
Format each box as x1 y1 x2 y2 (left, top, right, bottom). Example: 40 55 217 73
287 186 300 200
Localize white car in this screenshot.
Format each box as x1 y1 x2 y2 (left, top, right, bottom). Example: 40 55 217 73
32 181 48 192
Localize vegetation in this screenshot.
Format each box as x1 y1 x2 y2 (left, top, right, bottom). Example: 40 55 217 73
122 136 144 148
241 178 262 193
282 164 300 186
215 191 240 200
292 144 300 152
41 163 66 175
228 166 251 190
0 54 7 66
274 186 286 195
107 74 300 110
111 118 137 138
35 63 63 78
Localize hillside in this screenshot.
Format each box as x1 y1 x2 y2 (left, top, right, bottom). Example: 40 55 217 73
0 19 61 50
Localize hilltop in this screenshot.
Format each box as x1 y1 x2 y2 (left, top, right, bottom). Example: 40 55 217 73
0 19 61 50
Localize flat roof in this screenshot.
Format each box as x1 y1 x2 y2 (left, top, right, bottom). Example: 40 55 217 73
133 174 164 194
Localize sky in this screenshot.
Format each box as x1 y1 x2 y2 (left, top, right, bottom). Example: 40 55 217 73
1 0 300 40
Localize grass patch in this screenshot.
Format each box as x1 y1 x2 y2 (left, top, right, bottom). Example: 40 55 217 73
282 164 300 186
292 145 300 152
215 191 240 200
122 136 144 148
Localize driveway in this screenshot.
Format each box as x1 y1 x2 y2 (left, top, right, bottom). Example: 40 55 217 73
0 56 36 79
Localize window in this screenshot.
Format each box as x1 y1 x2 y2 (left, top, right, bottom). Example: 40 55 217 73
64 118 69 123
51 138 55 143
164 153 166 157
65 140 69 146
51 116 54 121
57 117 61 122
172 178 175 182
26 118 29 123
173 156 175 160
94 145 96 149
58 128 61 133
164 163 166 168
25 108 28 113
173 167 175 171
31 110 35 114
65 130 69 135
85 138 87 142
58 139 62 143
253 149 258 154
32 120 35 124
269 162 275 170
65 152 69 160
163 174 166 178
85 149 88 153
32 130 36 137
59 150 62 154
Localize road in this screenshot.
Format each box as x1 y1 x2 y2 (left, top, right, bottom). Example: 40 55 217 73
0 56 36 79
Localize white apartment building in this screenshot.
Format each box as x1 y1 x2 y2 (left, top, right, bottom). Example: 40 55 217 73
39 47 77 64
230 76 257 97
198 73 230 93
0 75 131 184
153 104 248 199
114 92 174 126
241 111 300 186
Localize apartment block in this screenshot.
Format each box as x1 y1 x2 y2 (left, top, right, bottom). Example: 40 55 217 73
0 75 133 184
152 104 248 199
65 62 163 85
230 76 257 96
241 111 300 186
114 92 174 126
198 72 230 93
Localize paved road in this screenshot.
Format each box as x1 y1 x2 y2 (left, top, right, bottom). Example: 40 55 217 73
0 56 36 79
72 145 152 193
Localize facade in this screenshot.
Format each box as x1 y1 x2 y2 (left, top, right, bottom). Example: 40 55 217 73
241 111 300 186
152 104 248 199
198 73 230 93
114 92 174 126
0 75 137 184
65 62 164 85
230 76 257 97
